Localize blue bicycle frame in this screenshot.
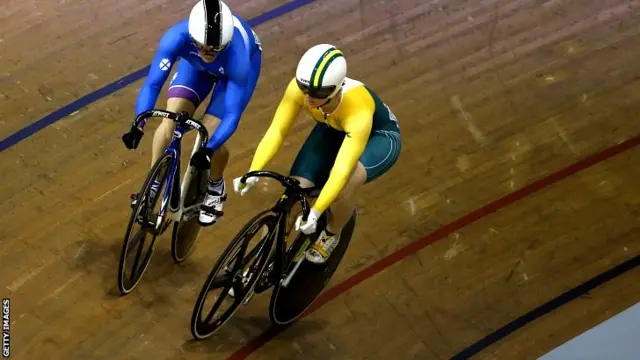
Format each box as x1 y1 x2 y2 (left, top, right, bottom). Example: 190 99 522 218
133 110 210 228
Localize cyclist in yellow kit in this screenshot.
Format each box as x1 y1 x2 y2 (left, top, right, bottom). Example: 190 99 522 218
233 44 402 264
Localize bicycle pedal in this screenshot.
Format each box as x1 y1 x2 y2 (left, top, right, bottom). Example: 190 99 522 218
199 205 224 218
204 209 224 217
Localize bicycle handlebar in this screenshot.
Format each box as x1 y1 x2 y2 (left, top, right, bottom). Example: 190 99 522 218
240 170 311 222
134 109 209 142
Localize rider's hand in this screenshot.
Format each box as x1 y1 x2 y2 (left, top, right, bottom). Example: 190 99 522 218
295 208 321 235
122 125 143 149
233 175 259 196
190 147 214 170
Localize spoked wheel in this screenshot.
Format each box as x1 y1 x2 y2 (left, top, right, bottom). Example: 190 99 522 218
171 165 208 263
117 152 175 295
190 210 276 340
269 210 357 326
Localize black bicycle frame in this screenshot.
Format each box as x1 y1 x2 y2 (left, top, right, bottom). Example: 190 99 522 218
239 171 312 284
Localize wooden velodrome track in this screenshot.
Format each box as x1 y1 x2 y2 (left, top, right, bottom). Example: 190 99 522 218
1 0 639 359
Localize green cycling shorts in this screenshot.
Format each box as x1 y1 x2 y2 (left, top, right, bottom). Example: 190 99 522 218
289 123 401 188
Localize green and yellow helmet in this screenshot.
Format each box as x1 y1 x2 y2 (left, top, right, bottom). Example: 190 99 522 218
295 44 347 99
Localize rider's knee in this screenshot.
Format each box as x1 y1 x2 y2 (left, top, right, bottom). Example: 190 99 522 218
214 143 229 158
166 97 196 114
334 190 354 206
155 118 177 140
157 97 196 139
202 114 222 132
292 176 314 189
336 163 367 202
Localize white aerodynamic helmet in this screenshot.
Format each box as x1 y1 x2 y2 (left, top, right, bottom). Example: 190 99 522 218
295 44 347 99
188 0 234 52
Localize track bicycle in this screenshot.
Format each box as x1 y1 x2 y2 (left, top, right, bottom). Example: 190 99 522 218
190 170 357 339
117 109 214 295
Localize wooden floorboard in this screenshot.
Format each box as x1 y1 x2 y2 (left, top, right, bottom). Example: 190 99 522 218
0 0 638 359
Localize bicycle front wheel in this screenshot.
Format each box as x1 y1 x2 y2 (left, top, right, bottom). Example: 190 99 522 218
117 152 174 295
190 210 276 340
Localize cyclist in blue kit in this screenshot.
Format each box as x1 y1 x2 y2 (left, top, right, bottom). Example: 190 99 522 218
121 0 263 226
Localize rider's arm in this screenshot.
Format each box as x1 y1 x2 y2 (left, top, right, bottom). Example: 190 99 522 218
206 42 250 151
248 78 303 171
312 91 375 215
134 27 182 126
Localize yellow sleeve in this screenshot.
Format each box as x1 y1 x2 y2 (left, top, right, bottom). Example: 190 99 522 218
313 90 374 214
249 78 304 171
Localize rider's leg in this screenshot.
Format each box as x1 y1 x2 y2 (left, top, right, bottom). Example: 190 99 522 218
204 118 230 182
287 124 344 263
289 122 343 191
195 97 229 226
131 59 215 208
153 59 215 166
290 165 363 238
193 112 229 226
150 98 196 166
302 164 364 264
285 123 338 231
325 162 366 234
143 98 197 206
198 51 262 226
306 129 402 264
330 130 402 231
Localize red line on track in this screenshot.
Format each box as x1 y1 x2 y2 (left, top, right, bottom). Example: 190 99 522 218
227 134 640 359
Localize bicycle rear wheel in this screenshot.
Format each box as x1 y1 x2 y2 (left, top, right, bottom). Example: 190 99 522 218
171 164 208 263
190 210 276 340
269 210 357 326
117 152 175 295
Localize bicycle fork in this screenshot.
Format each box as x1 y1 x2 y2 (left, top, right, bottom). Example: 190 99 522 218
154 150 180 235
281 205 329 288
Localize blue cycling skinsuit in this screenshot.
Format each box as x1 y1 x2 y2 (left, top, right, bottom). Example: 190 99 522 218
134 14 262 152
